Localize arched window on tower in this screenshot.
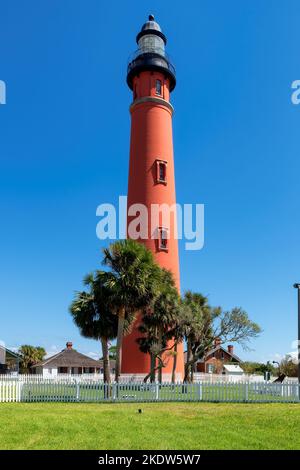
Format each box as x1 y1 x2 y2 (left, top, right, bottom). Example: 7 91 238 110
155 79 162 96
155 159 167 184
158 227 169 251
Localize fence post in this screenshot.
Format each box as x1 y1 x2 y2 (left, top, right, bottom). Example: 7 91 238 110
76 381 80 402
198 382 202 401
17 381 22 402
245 382 249 402
113 383 117 401
155 383 159 401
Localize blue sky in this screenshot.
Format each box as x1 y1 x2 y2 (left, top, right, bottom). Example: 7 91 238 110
0 1 299 363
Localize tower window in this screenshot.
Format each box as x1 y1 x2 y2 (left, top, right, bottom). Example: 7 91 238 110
155 79 162 96
155 159 167 184
159 163 166 181
158 227 168 251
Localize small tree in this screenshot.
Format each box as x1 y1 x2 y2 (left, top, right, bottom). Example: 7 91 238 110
279 356 298 377
182 292 262 382
241 361 276 376
19 345 46 373
182 292 213 382
170 302 192 383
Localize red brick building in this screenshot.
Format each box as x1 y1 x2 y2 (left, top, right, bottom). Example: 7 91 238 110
192 339 242 373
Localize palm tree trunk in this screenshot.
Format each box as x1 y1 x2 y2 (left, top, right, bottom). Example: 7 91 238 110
158 356 163 384
115 307 125 383
158 362 163 383
184 340 192 383
101 337 110 384
171 342 178 383
150 353 156 382
150 325 158 383
158 329 163 384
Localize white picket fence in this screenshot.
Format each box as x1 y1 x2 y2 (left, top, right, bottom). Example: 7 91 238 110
193 373 284 383
0 374 107 383
0 372 289 383
0 380 299 403
0 381 22 402
0 372 181 383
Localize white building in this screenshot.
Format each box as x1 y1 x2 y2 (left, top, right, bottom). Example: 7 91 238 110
223 364 244 376
31 342 104 378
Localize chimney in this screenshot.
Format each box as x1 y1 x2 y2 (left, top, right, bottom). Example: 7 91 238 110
228 345 234 355
66 342 73 350
214 338 221 347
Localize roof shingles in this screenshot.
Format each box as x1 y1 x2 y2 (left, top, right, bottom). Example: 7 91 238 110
32 348 102 369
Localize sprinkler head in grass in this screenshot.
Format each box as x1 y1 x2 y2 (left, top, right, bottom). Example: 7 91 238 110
138 409 142 414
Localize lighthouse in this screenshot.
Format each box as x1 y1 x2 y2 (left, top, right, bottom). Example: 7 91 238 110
122 15 184 379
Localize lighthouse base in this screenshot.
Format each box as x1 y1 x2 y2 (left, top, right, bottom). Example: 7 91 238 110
119 372 183 383
121 315 184 382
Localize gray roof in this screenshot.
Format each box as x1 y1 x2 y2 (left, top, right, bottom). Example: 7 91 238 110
31 348 103 369
0 345 21 359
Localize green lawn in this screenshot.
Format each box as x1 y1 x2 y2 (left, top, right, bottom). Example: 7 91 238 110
0 402 299 450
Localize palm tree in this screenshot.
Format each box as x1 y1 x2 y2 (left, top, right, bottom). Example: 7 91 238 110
102 240 161 382
19 345 46 373
138 269 180 383
170 302 192 383
70 271 118 383
182 291 212 383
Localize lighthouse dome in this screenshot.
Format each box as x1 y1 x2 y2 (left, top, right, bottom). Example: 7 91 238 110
141 15 162 32
136 15 167 45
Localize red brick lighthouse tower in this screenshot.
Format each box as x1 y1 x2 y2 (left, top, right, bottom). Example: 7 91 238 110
122 15 184 379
